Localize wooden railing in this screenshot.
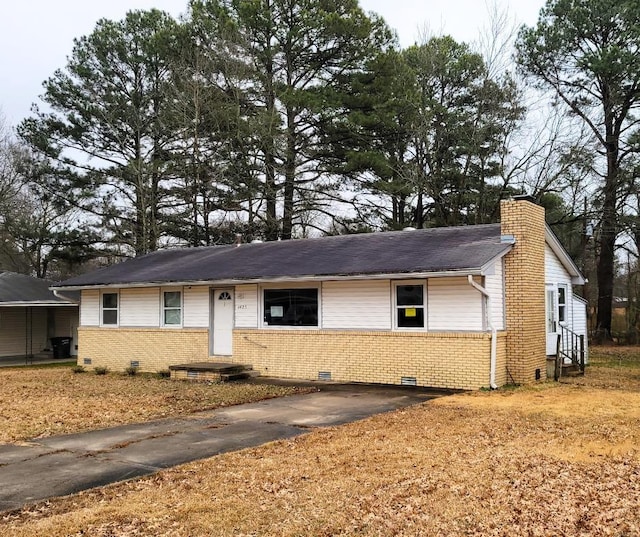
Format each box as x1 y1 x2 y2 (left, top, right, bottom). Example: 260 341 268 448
554 325 585 380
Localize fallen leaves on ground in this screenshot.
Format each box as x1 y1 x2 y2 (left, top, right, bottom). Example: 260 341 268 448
0 368 307 442
1 348 640 536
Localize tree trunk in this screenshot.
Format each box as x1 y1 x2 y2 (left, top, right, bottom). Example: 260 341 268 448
594 134 619 341
263 33 279 242
281 105 296 240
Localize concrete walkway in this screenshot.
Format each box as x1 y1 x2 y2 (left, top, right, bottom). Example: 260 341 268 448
0 385 444 512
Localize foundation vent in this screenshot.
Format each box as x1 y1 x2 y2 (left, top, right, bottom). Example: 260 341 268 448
401 376 417 386
130 360 140 368
83 358 92 365
318 371 332 381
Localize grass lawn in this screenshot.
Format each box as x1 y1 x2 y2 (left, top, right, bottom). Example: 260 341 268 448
0 366 308 443
1 348 640 536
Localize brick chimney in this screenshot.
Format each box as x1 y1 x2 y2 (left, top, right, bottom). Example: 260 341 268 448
500 196 547 384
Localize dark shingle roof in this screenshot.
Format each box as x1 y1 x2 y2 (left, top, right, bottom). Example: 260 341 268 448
0 272 78 304
54 223 511 288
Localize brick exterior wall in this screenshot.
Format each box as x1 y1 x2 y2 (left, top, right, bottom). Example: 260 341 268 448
77 326 506 389
232 329 507 390
77 327 208 372
500 199 547 384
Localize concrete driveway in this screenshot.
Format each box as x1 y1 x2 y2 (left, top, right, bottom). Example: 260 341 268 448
0 384 446 512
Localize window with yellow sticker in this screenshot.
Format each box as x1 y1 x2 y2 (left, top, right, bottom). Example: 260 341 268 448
396 284 424 328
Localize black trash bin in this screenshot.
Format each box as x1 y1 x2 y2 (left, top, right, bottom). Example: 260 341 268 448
51 337 72 359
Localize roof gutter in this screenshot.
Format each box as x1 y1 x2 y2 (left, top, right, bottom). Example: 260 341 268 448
52 268 488 291
467 275 498 390
0 301 77 307
52 289 80 305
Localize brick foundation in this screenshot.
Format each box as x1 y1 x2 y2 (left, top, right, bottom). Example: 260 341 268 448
77 327 208 372
233 329 506 390
77 326 506 390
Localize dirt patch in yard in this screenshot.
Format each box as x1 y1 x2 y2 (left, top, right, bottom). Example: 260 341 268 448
1 347 640 536
0 367 309 443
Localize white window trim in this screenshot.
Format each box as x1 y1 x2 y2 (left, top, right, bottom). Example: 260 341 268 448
393 280 427 331
100 290 119 327
161 287 183 328
259 283 322 329
557 283 568 326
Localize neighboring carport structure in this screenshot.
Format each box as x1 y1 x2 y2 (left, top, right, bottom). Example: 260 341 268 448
0 271 79 362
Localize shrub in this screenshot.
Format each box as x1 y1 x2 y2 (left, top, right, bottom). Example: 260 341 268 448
125 366 138 376
94 366 108 375
157 369 171 378
71 365 86 374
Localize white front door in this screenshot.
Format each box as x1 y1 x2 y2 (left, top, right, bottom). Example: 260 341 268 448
211 288 234 356
546 286 558 355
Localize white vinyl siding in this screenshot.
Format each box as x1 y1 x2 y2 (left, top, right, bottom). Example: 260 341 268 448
484 259 505 330
572 295 589 363
235 285 258 328
0 309 22 356
545 244 572 286
545 243 575 329
33 309 49 351
53 306 79 356
428 277 484 331
53 307 77 337
0 308 48 357
322 280 391 330
120 288 159 327
183 286 209 327
80 290 100 326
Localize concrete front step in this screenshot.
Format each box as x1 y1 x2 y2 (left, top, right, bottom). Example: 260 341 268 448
561 363 584 376
220 371 261 382
168 362 256 382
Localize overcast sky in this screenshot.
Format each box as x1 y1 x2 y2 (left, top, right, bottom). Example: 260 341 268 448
0 0 545 127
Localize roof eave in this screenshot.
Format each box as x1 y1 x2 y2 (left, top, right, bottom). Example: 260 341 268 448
0 301 78 307
51 268 491 291
480 244 514 275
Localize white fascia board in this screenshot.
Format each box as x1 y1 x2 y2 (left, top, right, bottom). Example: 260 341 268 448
51 268 488 291
479 245 513 275
545 225 586 285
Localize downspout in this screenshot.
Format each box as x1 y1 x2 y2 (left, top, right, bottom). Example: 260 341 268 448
468 275 498 390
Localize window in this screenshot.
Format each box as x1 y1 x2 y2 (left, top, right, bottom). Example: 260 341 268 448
263 288 318 327
546 288 557 333
558 285 567 323
102 292 118 325
396 283 425 328
163 290 182 326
